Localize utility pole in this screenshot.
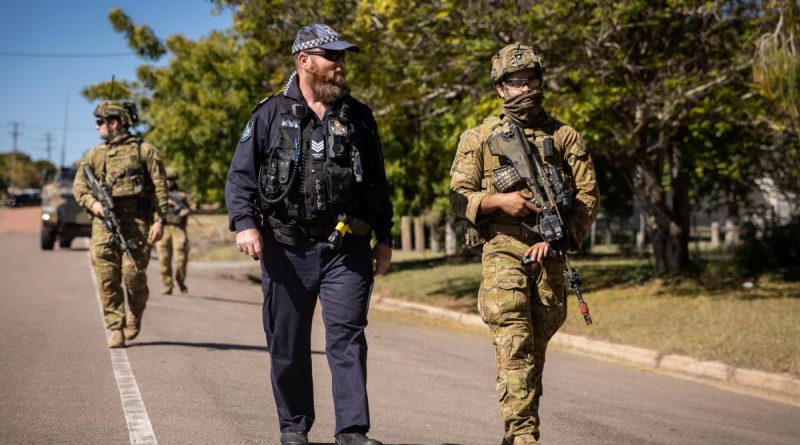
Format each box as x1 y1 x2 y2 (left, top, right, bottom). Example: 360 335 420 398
60 95 69 168
45 133 52 164
10 121 21 188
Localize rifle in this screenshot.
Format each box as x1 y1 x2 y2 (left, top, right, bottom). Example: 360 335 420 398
167 189 203 226
486 123 592 325
168 190 190 214
82 165 140 272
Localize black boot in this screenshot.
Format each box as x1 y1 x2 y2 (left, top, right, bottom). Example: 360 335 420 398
280 431 308 445
335 432 383 445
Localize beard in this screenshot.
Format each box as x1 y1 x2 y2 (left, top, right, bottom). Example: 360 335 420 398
306 60 350 104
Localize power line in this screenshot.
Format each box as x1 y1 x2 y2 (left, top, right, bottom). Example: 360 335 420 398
0 50 134 58
0 123 96 132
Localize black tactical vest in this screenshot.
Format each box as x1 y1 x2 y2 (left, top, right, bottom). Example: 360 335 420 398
258 95 362 224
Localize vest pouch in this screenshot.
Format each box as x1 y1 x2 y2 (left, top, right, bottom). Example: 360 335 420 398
326 164 356 206
107 151 146 198
263 158 280 196
278 157 292 184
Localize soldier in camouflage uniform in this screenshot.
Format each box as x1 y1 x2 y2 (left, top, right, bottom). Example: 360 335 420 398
73 100 169 348
449 43 600 445
156 167 191 295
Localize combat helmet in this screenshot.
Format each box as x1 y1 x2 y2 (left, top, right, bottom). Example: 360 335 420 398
93 100 139 127
490 42 545 84
165 167 178 180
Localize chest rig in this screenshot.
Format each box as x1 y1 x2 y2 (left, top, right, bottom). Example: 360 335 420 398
258 96 363 224
483 119 572 209
102 136 149 199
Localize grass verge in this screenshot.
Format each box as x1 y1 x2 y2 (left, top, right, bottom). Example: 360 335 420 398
374 251 800 376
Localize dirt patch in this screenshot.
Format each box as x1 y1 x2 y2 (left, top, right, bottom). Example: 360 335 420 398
0 207 41 234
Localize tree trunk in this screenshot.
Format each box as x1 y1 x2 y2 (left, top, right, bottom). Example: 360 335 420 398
634 150 691 273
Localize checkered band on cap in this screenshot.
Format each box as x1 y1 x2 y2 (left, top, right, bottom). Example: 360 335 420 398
292 24 343 54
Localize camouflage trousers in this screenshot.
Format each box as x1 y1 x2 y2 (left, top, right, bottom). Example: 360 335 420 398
156 224 189 290
90 214 152 330
478 234 568 443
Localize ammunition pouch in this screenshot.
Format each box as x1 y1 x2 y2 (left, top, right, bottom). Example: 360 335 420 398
464 226 486 249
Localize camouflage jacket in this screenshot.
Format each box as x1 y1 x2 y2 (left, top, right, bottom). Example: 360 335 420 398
449 112 600 248
73 133 169 221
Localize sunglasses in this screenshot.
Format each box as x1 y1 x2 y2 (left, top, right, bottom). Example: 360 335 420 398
303 49 346 62
95 119 106 126
504 77 542 89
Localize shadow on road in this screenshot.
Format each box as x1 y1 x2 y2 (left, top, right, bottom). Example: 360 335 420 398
127 340 324 355
168 294 261 306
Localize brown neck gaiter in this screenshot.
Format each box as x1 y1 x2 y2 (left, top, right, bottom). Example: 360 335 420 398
502 90 544 127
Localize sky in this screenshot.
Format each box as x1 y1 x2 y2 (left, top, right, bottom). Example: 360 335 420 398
0 0 233 167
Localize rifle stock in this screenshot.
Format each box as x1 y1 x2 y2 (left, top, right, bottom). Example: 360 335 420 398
82 165 140 272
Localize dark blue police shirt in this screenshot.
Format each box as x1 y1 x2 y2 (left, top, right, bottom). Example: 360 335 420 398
224 73 394 245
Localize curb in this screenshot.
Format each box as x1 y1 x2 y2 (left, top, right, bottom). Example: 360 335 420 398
377 297 800 402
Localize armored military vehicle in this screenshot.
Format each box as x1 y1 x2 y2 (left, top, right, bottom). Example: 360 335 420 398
40 167 91 250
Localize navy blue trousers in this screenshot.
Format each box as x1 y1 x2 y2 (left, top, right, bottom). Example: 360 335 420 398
260 234 374 435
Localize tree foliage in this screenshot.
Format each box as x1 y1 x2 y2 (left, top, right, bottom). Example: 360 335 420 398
754 0 800 129
0 152 56 190
88 1 797 272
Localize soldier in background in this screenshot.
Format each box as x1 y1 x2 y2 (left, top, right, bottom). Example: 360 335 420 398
449 43 600 445
73 100 168 348
157 167 191 295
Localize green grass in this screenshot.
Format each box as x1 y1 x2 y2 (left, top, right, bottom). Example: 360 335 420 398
185 213 247 262
185 221 800 376
374 251 800 376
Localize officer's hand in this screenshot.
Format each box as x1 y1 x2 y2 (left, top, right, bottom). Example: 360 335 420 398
236 228 262 260
524 241 550 265
500 191 541 217
148 221 164 244
373 243 392 276
179 208 190 217
91 201 105 217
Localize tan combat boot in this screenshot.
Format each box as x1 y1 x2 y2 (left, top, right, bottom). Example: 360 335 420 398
513 434 540 445
107 329 125 348
123 314 142 340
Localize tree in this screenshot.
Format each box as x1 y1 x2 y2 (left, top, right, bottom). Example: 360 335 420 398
82 8 267 205
753 1 800 202
540 1 769 272
92 1 786 273
0 152 55 189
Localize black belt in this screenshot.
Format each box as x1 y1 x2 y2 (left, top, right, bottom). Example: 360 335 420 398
296 224 331 239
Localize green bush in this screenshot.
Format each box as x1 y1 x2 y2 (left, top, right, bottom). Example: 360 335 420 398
734 218 800 276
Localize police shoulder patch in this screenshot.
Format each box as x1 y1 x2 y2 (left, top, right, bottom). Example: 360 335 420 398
240 120 254 143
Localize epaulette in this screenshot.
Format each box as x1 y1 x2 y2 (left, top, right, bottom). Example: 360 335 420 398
252 95 276 113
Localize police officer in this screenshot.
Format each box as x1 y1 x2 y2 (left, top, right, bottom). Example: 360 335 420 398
225 24 393 445
73 100 169 348
449 43 600 445
157 167 191 295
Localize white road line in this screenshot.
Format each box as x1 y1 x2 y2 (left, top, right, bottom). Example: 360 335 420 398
86 249 158 445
